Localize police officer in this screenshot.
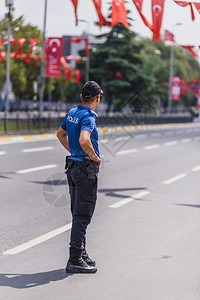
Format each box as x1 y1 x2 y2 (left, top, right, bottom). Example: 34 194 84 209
57 81 102 274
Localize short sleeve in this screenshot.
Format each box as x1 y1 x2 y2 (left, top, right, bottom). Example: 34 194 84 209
60 115 67 131
81 115 95 134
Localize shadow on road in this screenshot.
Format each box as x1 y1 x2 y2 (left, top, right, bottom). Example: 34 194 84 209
98 187 147 199
175 204 200 209
31 180 67 186
0 269 72 289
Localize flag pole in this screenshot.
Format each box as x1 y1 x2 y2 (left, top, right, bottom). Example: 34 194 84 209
39 0 48 113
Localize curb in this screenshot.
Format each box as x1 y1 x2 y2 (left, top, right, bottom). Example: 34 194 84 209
0 122 199 144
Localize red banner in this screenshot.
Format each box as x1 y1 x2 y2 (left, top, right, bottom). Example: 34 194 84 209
194 2 200 13
45 37 63 78
111 0 129 28
92 0 111 27
152 0 165 43
172 76 181 100
181 45 197 57
174 1 195 20
69 37 90 54
132 0 153 31
70 0 79 25
164 30 175 42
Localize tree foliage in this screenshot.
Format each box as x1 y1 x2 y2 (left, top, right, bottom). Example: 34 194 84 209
0 15 42 98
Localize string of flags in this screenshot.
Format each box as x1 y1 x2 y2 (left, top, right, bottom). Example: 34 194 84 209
164 29 199 58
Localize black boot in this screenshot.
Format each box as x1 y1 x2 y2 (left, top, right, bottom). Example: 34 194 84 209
82 249 96 267
65 257 97 274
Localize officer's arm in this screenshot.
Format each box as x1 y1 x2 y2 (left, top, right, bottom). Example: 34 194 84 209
57 127 70 153
79 130 101 165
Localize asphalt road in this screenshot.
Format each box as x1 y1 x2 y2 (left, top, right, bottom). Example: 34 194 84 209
0 124 200 300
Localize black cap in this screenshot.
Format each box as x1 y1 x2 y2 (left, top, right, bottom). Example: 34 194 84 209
82 81 103 98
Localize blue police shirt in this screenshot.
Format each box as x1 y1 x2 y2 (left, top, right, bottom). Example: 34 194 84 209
60 104 100 162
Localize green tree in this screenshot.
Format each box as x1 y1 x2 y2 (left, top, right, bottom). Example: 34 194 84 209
0 15 42 99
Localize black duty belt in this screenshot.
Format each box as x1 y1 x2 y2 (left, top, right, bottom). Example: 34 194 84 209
65 156 99 181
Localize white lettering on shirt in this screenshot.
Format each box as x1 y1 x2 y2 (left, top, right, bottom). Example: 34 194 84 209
67 116 79 123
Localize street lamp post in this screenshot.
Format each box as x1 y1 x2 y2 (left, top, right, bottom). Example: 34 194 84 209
39 0 48 113
5 0 14 112
168 23 182 114
80 19 90 82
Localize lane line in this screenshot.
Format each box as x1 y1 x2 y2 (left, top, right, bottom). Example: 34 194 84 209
192 165 200 172
0 151 6 155
116 148 138 155
151 133 161 137
181 138 191 143
110 191 150 208
114 137 129 142
110 197 133 208
100 139 108 144
16 164 57 174
3 223 72 255
165 141 178 146
22 146 54 153
145 144 160 150
132 191 150 199
135 134 147 139
163 173 187 185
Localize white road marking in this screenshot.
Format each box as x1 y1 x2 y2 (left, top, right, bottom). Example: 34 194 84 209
100 139 108 144
3 223 72 255
0 151 6 155
165 141 178 146
192 165 200 172
16 164 57 174
181 138 191 143
116 148 138 155
194 136 200 141
22 146 54 153
132 191 150 199
110 197 133 208
110 191 149 208
145 144 160 150
165 131 173 136
135 134 147 139
151 133 161 137
163 173 187 185
114 137 129 142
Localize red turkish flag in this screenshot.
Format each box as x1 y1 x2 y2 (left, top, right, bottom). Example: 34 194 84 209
164 30 175 42
45 37 63 77
132 0 153 31
21 39 38 63
181 45 197 57
152 0 165 43
171 77 181 100
194 3 200 13
174 1 195 20
111 0 129 28
70 0 79 25
92 0 111 27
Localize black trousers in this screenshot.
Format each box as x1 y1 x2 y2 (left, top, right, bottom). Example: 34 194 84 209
66 166 98 260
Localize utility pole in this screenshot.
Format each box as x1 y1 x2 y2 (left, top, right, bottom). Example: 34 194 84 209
80 19 90 82
39 0 48 113
5 0 14 112
168 23 182 114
